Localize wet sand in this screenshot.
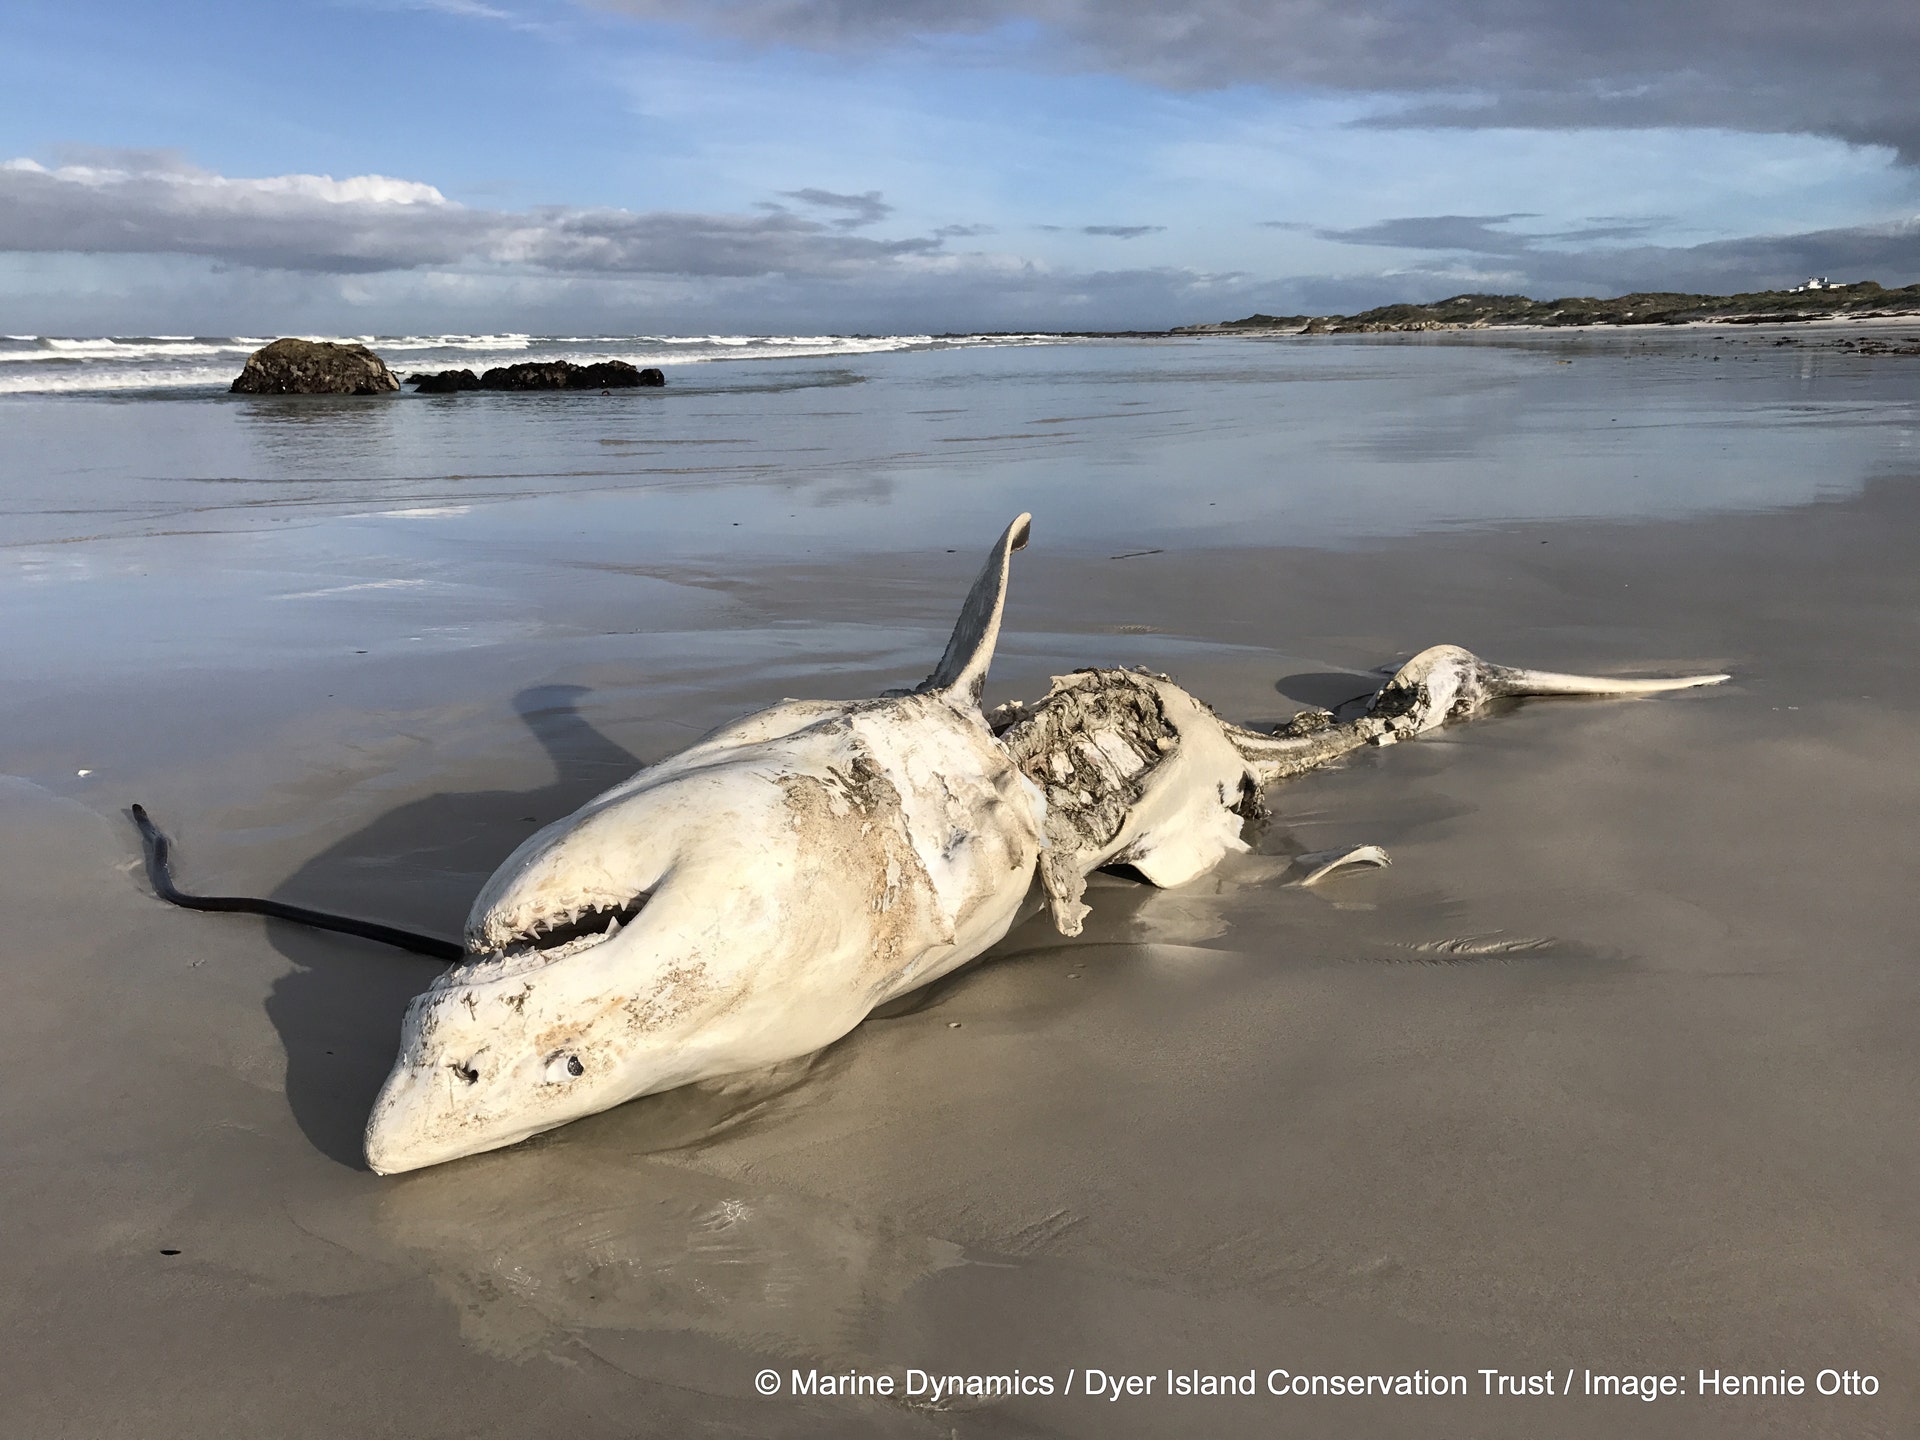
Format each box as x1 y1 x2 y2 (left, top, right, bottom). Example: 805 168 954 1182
1 331 1916 1437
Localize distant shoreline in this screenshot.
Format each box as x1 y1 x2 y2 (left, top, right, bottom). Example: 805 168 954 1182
1171 311 1920 337
1167 281 1920 337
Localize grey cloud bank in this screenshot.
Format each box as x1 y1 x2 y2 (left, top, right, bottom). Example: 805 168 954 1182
1318 215 1659 257
3 152 1916 333
0 252 1270 337
8 4 1919 333
0 155 1264 331
608 0 1920 162
1318 211 1920 298
1035 224 1165 238
0 158 936 278
778 188 894 229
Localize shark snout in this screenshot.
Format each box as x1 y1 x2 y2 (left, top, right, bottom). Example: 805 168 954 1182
363 1062 451 1175
363 924 687 1174
363 1034 607 1175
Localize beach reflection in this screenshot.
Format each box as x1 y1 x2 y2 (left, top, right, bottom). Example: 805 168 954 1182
8 331 1914 552
375 1133 965 1369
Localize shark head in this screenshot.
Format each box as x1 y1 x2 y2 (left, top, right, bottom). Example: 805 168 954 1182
364 953 634 1176
363 787 708 1175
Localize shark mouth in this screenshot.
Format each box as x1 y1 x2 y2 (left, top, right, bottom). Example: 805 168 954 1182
465 896 649 966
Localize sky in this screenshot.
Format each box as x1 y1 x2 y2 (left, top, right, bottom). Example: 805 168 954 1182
2 0 1918 333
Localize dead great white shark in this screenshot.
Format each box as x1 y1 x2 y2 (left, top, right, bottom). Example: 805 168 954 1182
130 514 1727 1173
363 516 1726 1172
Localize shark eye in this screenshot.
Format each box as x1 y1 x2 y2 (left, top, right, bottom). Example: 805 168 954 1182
452 1061 480 1085
545 1052 585 1083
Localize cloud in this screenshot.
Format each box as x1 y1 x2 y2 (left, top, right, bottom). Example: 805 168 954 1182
405 0 519 20
0 155 937 277
0 151 1262 330
1036 223 1165 238
0 245 1284 336
1310 209 1920 297
1315 213 1656 257
1522 218 1920 295
598 0 1920 162
779 187 893 228
4 151 1912 333
48 145 204 175
341 0 538 26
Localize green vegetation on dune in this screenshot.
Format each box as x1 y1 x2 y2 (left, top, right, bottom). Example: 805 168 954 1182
1194 281 1920 334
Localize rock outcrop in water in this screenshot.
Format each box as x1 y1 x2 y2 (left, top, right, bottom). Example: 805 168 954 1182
404 360 666 392
406 368 481 393
470 360 665 390
230 338 400 395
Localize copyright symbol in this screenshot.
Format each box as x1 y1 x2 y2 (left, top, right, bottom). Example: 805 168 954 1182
755 1370 781 1396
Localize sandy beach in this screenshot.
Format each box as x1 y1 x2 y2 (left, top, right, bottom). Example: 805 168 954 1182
2 327 1915 1438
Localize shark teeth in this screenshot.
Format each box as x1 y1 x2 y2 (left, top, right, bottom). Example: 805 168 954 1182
500 896 648 957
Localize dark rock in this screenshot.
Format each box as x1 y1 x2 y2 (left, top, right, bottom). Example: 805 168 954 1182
409 368 481 393
570 360 665 388
479 361 575 390
230 338 399 395
476 360 668 390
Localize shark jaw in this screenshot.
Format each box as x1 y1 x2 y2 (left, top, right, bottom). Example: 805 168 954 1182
363 895 657 1175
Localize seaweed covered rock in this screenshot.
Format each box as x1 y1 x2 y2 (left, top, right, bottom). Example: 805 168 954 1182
230 338 399 395
575 360 665 388
475 360 665 390
407 368 481 393
478 361 574 390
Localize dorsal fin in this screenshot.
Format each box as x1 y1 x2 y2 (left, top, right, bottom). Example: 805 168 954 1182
917 513 1031 708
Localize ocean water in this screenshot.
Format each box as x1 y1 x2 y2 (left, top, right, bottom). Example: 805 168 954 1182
0 331 1059 396
2 327 1913 556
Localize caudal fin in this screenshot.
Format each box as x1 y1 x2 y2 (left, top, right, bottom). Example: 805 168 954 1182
918 513 1032 708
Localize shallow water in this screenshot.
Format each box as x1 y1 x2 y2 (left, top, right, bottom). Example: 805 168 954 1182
3 329 1914 555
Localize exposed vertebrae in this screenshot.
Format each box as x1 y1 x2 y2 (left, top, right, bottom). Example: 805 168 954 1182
1000 669 1182 933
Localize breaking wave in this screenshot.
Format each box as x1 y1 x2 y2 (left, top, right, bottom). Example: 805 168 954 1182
0 331 1070 395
